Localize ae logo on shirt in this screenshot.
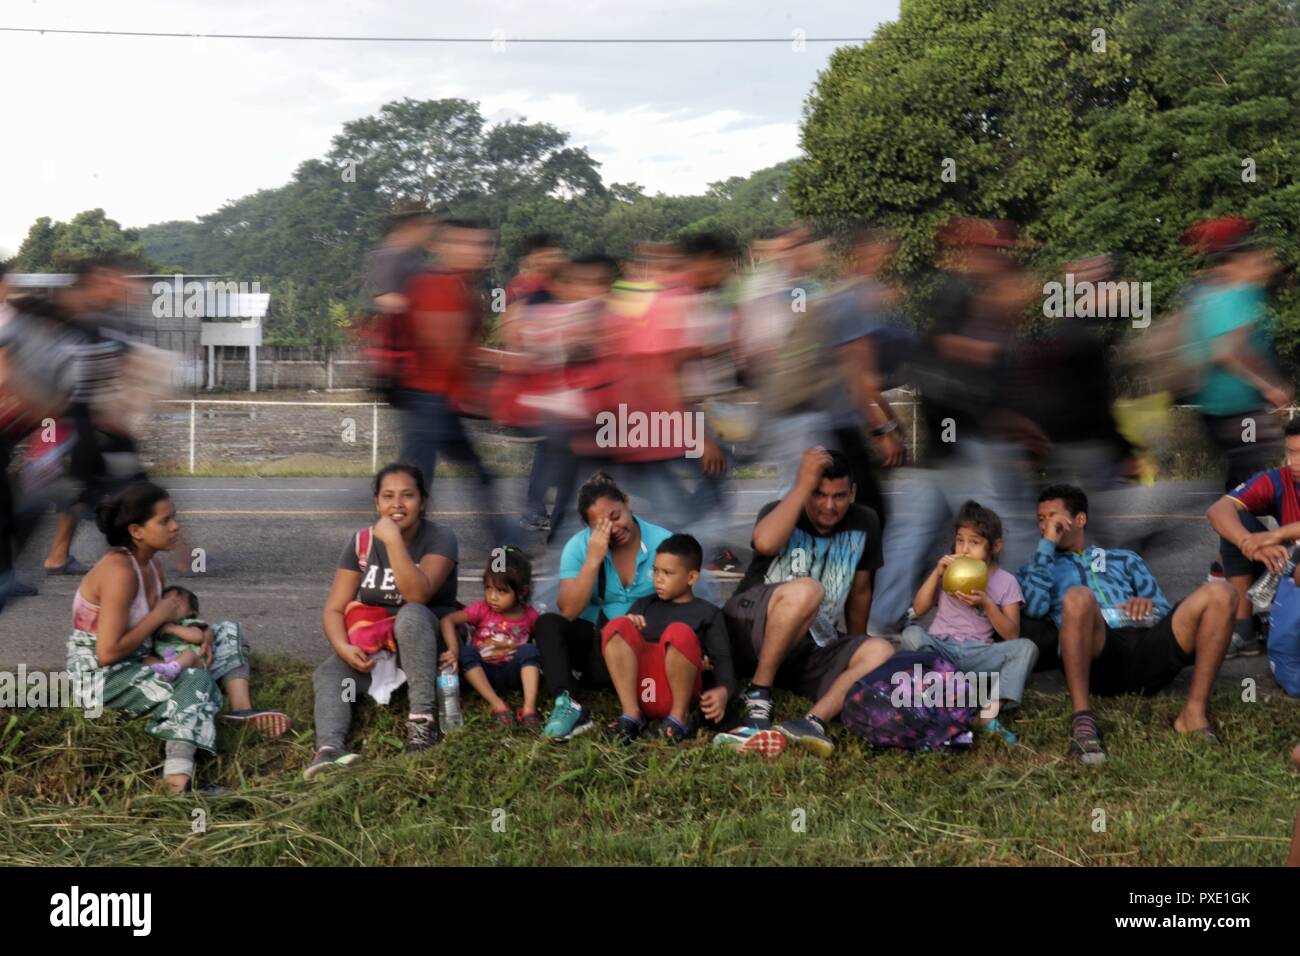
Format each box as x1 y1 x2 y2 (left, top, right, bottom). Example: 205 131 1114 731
361 564 398 595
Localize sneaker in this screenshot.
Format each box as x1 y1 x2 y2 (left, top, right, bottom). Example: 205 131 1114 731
981 717 1018 746
661 715 695 744
518 513 551 532
1069 734 1107 766
542 692 594 740
1229 632 1265 659
712 726 787 758
404 716 439 753
220 709 292 738
737 686 774 730
777 718 834 757
303 747 362 780
516 709 542 732
491 708 517 728
707 548 741 573
604 714 645 746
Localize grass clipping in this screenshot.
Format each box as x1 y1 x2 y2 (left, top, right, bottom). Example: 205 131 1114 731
1 654 1297 866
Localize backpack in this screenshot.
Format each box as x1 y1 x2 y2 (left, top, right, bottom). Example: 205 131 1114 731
757 299 832 416
1120 305 1203 401
840 651 976 751
1266 577 1300 697
353 310 409 403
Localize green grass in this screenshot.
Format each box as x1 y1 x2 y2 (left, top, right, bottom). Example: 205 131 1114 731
1 655 1297 866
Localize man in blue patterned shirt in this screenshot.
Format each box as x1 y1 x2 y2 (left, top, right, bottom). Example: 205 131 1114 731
1019 484 1235 764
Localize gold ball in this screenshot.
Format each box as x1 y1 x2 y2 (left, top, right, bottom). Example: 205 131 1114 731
943 557 988 595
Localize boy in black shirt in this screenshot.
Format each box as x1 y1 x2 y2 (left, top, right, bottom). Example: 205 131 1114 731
600 534 734 744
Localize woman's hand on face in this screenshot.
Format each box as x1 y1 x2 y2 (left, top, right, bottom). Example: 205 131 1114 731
373 515 403 547
588 515 613 561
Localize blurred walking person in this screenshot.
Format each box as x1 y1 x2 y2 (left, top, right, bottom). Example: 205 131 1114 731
1184 218 1292 656
398 219 515 546
868 218 1039 636
359 206 435 406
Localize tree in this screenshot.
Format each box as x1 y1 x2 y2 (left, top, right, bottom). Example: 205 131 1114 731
11 209 151 272
789 0 1300 363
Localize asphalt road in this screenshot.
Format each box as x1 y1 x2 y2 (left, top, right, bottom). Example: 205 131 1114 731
0 475 1276 692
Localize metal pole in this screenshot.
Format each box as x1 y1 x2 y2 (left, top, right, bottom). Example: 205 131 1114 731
372 402 379 472
189 401 196 474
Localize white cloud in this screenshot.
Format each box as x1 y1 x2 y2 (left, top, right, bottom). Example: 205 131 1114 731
0 0 895 258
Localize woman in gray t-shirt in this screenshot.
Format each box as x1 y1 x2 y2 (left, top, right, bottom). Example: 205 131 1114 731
307 463 459 778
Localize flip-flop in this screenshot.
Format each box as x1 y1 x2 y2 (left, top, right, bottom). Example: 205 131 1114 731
182 781 230 795
1183 725 1221 745
45 556 93 576
220 709 291 738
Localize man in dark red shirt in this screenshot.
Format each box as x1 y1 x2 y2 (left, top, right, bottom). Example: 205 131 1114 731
399 219 515 546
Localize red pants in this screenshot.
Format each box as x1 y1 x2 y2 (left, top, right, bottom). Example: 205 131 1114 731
600 617 703 719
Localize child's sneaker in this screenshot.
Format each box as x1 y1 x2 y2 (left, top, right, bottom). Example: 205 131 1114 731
220 709 292 738
542 691 593 740
981 717 1018 746
777 717 834 757
303 747 362 781
491 708 517 728
737 686 774 730
712 726 787 758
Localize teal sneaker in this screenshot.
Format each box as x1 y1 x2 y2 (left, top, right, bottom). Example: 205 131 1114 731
542 692 593 741
981 717 1018 746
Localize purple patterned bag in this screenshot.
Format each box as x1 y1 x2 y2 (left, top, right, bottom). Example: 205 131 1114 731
841 651 976 751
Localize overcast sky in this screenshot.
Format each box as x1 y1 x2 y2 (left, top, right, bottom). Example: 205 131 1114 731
0 1 897 258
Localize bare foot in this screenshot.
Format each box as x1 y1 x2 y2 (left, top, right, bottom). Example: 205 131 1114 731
165 773 190 794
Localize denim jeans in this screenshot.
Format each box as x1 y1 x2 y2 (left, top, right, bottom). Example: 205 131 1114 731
396 388 516 545
899 625 1039 706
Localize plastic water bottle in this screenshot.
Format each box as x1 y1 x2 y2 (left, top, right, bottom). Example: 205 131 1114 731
1247 544 1300 613
437 667 463 731
1100 605 1160 629
809 608 839 648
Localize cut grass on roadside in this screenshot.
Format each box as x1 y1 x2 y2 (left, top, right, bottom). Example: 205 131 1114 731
1 654 1296 866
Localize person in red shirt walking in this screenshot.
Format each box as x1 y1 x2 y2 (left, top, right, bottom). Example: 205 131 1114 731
399 219 515 546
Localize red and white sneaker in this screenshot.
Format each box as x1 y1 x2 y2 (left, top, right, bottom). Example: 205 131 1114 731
712 726 787 758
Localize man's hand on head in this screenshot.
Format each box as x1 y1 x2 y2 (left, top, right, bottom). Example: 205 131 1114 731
796 446 833 493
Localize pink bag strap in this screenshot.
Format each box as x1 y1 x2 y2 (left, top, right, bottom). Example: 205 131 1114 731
355 527 372 573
